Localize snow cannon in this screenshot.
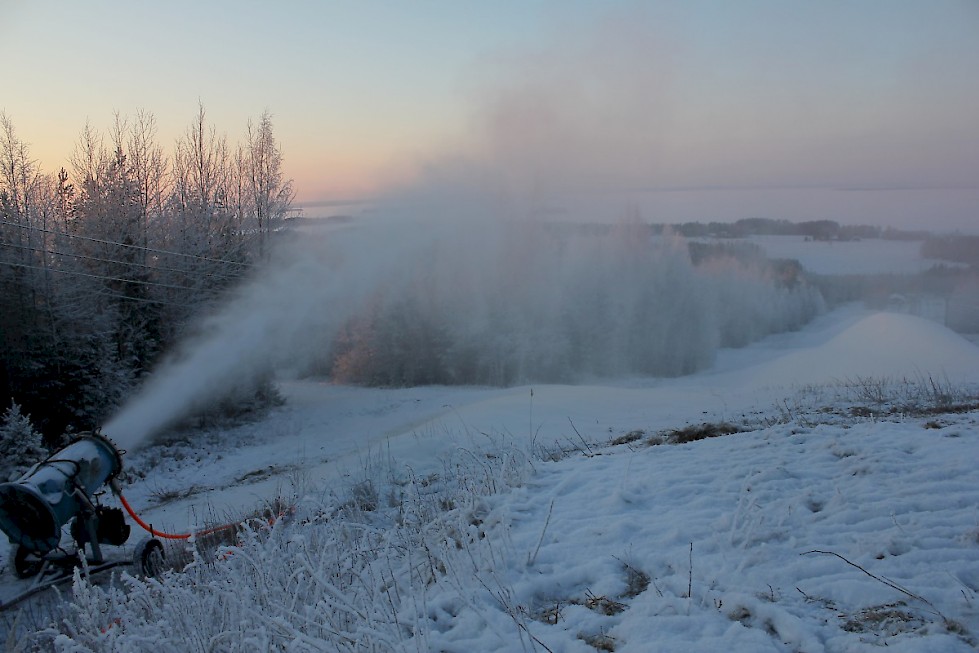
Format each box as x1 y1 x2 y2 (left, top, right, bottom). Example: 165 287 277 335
0 432 135 577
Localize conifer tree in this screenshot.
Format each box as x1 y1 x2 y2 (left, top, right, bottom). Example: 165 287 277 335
0 402 47 482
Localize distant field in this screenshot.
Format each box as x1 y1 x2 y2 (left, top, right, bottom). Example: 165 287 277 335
742 235 952 276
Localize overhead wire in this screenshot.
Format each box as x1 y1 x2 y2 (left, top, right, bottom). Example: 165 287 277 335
0 219 254 269
0 217 260 306
2 240 246 283
92 287 213 309
0 260 224 308
0 259 220 294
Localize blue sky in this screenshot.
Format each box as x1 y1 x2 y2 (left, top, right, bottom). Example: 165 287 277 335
3 1 977 228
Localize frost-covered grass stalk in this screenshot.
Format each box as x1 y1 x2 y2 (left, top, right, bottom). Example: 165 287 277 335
24 435 534 652
776 376 979 426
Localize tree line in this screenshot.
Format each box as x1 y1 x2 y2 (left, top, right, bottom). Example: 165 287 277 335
921 235 979 268
658 217 930 241
0 106 293 443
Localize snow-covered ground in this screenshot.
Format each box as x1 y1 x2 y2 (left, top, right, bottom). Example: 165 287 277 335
3 306 979 651
742 236 952 276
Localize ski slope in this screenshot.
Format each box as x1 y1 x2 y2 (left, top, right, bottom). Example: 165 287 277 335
118 306 979 525
3 306 979 651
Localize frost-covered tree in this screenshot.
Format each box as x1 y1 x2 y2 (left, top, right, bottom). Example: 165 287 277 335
120 110 168 249
0 108 293 440
163 104 253 305
0 402 47 482
73 135 159 370
246 110 294 261
171 104 230 253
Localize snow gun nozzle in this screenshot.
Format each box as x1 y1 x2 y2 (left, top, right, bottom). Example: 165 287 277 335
0 431 127 556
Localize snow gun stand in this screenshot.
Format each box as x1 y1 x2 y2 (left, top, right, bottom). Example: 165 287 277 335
0 432 164 612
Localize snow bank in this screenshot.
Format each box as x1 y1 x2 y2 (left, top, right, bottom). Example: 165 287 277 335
6 307 979 651
495 417 979 652
742 311 979 388
19 396 979 651
104 308 979 528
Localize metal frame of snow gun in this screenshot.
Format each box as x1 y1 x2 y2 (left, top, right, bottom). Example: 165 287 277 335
0 431 164 611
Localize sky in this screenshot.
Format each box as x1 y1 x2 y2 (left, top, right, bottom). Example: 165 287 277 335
2 0 978 231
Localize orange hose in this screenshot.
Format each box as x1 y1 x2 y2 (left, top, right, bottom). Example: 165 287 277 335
118 493 235 540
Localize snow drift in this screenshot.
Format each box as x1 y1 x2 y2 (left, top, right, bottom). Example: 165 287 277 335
9 305 979 650
741 311 979 388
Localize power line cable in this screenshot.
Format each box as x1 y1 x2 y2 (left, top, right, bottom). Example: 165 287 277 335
0 259 226 296
0 219 253 269
0 260 225 308
91 287 210 309
3 241 246 283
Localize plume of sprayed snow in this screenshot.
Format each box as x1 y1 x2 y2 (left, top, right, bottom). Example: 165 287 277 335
322 220 824 386
103 10 838 450
101 218 432 450
103 202 823 451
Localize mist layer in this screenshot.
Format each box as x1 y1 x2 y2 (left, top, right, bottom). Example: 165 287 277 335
102 215 823 450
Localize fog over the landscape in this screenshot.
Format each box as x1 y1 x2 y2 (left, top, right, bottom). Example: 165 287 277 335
371 7 979 233
100 4 977 447
104 207 825 451
7 6 979 650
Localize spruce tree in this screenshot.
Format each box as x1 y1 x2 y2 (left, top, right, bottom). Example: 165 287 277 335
0 402 47 481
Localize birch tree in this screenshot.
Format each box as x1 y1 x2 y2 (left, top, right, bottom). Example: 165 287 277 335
246 110 294 260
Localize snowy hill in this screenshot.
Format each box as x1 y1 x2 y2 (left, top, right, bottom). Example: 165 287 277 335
3 307 979 651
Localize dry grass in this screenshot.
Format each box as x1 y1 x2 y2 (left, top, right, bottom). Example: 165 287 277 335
643 422 744 446
610 430 644 446
579 631 616 651
840 602 924 636
165 497 295 571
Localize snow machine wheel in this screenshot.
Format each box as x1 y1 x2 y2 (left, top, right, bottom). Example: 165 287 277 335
134 538 165 578
12 545 44 579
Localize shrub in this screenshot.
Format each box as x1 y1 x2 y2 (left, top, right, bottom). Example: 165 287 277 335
0 402 47 481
